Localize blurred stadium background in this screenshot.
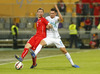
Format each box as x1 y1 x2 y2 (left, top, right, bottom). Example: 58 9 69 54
0 1 100 74
0 0 100 48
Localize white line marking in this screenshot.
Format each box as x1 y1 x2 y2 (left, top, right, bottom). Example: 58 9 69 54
0 49 92 65
0 54 63 65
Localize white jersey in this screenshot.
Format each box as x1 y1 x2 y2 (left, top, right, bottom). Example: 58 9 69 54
46 16 61 38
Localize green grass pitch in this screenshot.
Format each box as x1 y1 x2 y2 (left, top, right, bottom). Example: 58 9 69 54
0 49 100 74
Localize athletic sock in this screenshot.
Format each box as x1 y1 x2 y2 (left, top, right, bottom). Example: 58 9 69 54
21 48 29 59
32 56 37 65
34 44 42 55
65 52 75 66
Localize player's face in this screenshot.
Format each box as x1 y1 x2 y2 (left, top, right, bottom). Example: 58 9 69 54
37 10 44 18
50 11 57 18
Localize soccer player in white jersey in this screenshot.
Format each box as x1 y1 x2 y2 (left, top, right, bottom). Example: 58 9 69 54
30 5 80 68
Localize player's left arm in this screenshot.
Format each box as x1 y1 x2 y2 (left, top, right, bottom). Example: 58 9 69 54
55 4 63 21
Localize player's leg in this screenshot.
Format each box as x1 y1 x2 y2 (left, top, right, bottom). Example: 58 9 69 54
30 56 37 69
34 37 54 56
60 47 80 68
30 37 44 69
30 37 53 58
30 39 47 58
15 43 32 62
54 39 74 65
21 43 32 58
15 36 35 62
35 40 47 54
60 48 74 65
55 39 80 68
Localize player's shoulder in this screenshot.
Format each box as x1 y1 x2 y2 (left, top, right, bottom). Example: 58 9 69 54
55 16 59 19
41 17 46 19
41 17 47 21
46 16 50 19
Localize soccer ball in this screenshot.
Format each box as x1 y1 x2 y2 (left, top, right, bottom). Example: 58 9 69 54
15 61 23 70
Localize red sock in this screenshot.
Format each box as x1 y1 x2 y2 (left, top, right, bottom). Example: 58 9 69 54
21 48 29 59
32 56 37 65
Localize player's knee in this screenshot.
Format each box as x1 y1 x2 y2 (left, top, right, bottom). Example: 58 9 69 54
40 40 46 46
60 47 67 54
25 43 32 49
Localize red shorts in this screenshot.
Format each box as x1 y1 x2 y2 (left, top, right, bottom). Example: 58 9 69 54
27 35 44 51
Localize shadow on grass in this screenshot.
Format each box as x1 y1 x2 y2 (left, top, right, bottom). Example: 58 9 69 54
32 66 72 71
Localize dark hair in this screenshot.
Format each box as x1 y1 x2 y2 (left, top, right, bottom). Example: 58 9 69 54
37 8 44 12
51 8 57 12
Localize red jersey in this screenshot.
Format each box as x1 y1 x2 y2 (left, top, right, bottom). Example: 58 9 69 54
35 17 49 38
95 0 100 3
85 19 91 25
94 6 100 15
27 17 49 50
76 3 83 14
89 0 95 8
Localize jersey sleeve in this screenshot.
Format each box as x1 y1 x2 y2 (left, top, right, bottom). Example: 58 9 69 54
43 17 49 26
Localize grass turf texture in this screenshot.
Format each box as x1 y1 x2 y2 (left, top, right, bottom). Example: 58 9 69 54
0 48 100 74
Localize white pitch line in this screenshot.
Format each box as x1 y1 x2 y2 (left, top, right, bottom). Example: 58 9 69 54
0 54 63 65
0 49 92 66
0 58 15 61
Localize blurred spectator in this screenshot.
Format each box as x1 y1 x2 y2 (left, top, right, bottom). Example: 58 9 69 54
89 0 95 15
94 3 100 26
94 3 100 16
57 0 66 15
99 10 100 24
58 18 63 28
58 22 63 28
80 20 85 28
84 17 92 33
76 0 83 15
89 41 97 49
93 33 99 47
69 22 78 48
89 33 99 48
82 0 89 15
11 23 19 49
97 23 100 30
96 0 100 4
75 0 83 28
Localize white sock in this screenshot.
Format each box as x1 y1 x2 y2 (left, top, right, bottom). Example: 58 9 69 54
34 44 42 55
65 52 75 66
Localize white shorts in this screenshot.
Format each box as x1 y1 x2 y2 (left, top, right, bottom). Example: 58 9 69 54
43 37 65 48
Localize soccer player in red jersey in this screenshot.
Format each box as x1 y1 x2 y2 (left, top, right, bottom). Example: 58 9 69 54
15 8 52 68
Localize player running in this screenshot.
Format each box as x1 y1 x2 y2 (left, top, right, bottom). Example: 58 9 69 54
30 5 80 68
15 8 52 68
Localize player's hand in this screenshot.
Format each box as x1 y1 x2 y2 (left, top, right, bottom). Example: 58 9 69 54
46 24 53 29
46 25 50 29
49 24 53 28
